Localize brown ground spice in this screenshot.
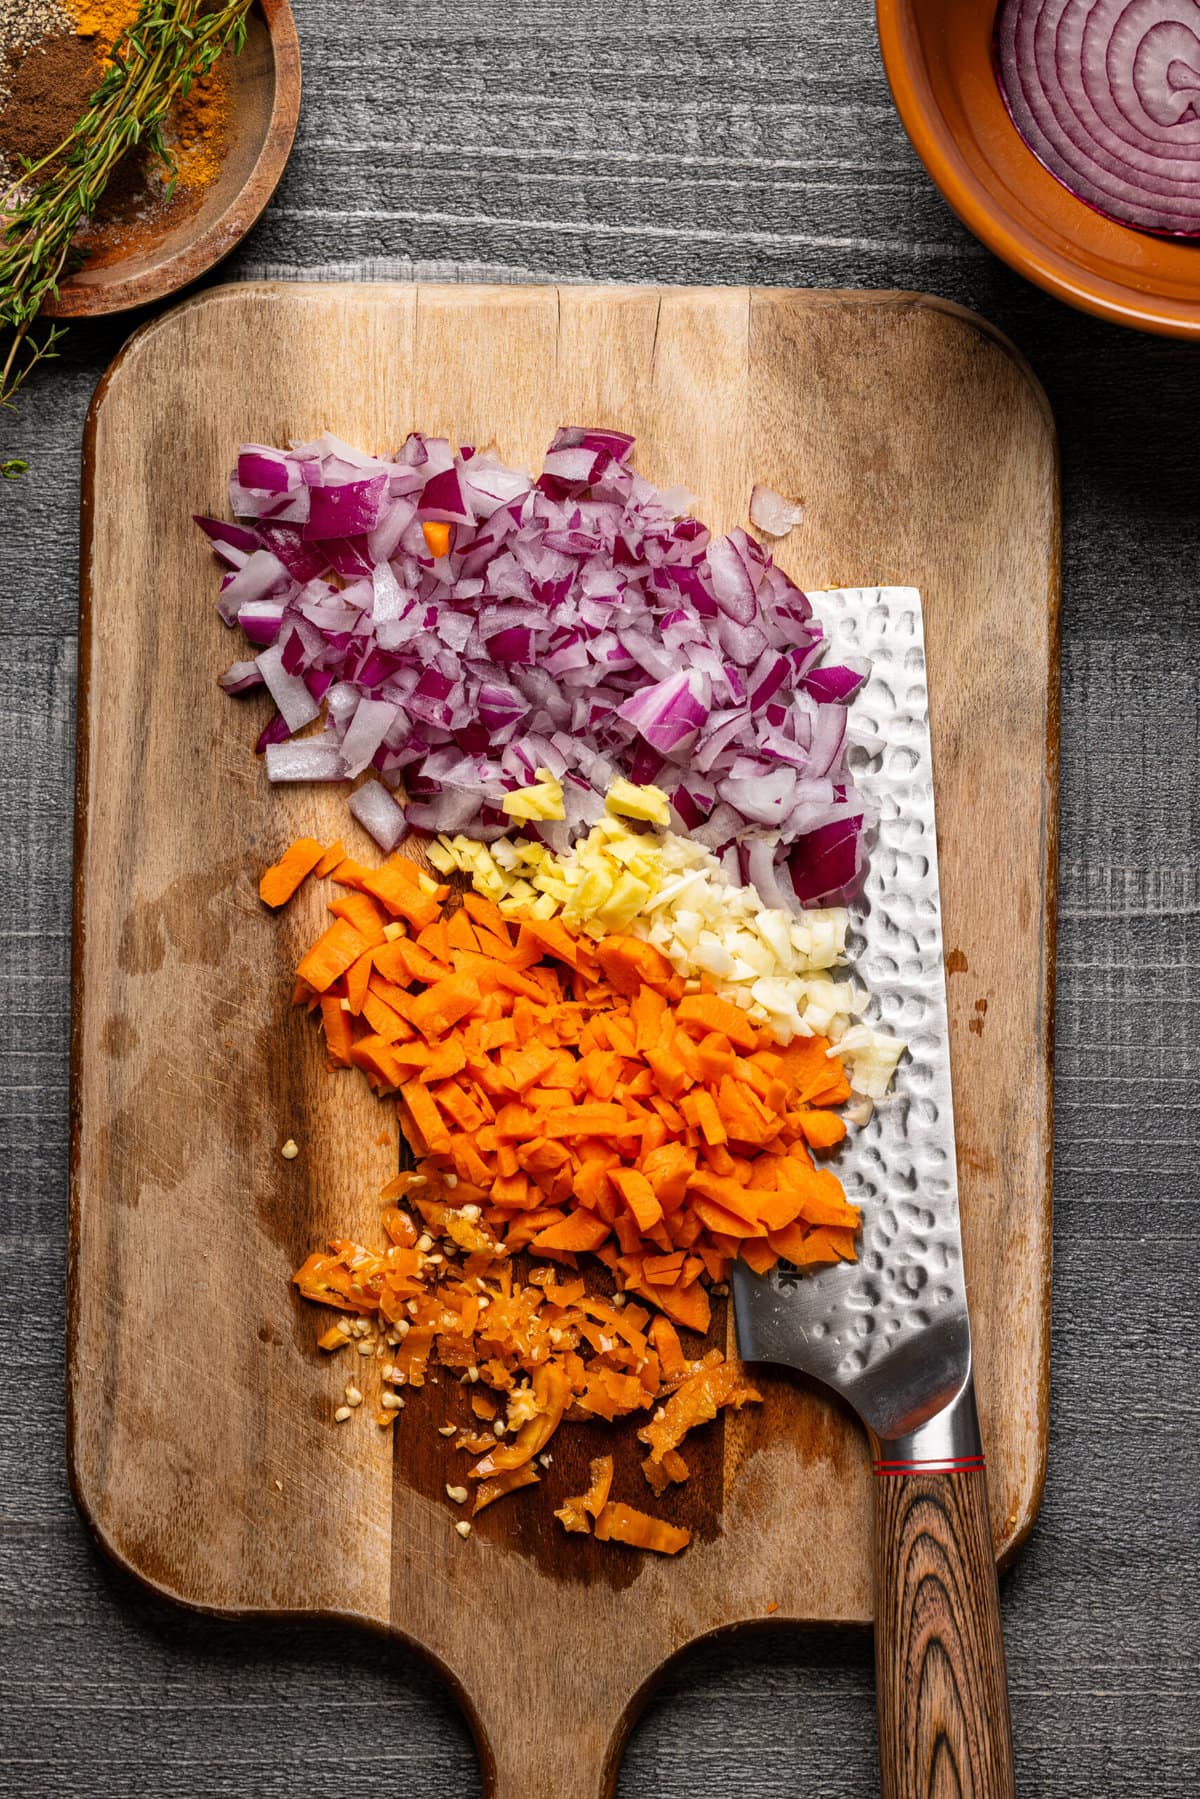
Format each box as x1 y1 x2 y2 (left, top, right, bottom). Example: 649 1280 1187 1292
0 0 72 111
0 32 102 171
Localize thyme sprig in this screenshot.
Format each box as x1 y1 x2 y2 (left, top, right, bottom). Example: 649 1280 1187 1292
1 1 252 452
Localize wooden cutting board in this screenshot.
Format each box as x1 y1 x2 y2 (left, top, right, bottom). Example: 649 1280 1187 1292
71 284 1058 1799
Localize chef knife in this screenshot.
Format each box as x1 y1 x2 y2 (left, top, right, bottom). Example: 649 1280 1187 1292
732 586 1016 1799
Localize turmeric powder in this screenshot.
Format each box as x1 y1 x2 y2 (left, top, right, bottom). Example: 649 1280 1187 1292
69 0 136 38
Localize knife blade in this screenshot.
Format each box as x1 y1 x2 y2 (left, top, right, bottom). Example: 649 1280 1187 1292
732 586 1016 1799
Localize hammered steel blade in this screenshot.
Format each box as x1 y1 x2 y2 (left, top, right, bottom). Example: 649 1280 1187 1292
732 586 972 1445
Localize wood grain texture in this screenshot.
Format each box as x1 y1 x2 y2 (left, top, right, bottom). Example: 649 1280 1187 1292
874 1469 1015 1799
69 281 1056 1797
43 0 301 320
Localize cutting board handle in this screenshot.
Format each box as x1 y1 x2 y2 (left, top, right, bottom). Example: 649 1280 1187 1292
871 1380 1016 1799
472 1679 630 1799
480 1739 616 1799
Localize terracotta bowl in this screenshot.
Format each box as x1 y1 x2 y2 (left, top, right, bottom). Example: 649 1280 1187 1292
43 0 300 320
877 0 1200 338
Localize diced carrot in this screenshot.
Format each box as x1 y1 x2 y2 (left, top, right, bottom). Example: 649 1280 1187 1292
259 837 326 908
799 1109 847 1150
540 1103 633 1139
446 909 481 953
596 935 678 998
695 1031 736 1081
676 993 758 1051
349 1032 409 1090
417 918 452 963
422 520 452 558
315 839 346 878
651 1277 711 1334
642 1251 687 1284
319 994 354 1067
739 1239 778 1276
361 987 413 1044
377 937 451 985
578 1049 623 1100
401 1079 451 1154
421 1037 468 1082
329 890 390 943
806 1225 858 1262
793 1168 862 1229
361 857 442 931
448 1134 494 1190
680 1088 727 1146
463 890 510 942
329 857 371 890
345 948 375 1015
645 1044 688 1100
640 1142 695 1211
296 919 371 993
516 917 595 972
410 973 481 1037
531 1212 611 1254
612 1167 664 1232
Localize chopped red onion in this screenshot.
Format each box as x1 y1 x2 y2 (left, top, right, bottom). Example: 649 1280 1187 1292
264 741 347 781
194 515 261 562
237 599 286 645
801 660 869 704
218 549 290 626
749 485 806 538
348 779 409 851
789 815 865 905
340 696 398 777
255 642 321 734
201 429 873 906
238 448 295 494
218 658 265 695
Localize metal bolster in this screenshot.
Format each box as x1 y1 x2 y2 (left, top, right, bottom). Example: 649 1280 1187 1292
869 1375 985 1476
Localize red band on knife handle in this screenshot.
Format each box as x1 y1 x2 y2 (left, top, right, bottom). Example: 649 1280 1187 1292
872 1454 987 1477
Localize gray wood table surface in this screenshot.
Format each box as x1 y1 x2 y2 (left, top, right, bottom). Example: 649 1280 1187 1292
2 2 1197 1793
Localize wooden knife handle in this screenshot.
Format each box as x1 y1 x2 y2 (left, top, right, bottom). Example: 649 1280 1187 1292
872 1391 1016 1799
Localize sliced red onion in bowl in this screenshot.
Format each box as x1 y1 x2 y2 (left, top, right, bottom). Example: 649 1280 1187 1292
200 429 873 907
995 0 1200 237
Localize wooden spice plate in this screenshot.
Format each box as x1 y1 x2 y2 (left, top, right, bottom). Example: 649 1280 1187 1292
44 0 299 319
71 283 1059 1799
